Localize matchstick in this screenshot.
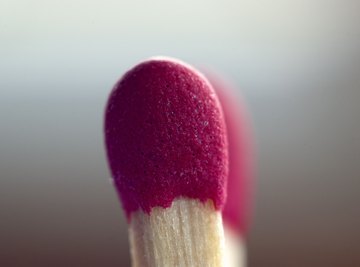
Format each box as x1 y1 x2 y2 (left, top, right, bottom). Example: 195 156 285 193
206 70 254 267
129 198 225 266
104 57 228 267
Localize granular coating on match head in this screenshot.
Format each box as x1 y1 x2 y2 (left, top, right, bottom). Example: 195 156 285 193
104 58 228 219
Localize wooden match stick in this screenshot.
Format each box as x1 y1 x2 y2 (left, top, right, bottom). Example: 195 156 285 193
104 58 229 267
129 198 225 267
206 70 255 267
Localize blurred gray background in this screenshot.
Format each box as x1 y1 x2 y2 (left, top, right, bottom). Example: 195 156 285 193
1 0 359 266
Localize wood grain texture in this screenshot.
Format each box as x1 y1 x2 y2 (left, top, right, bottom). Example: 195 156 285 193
129 198 225 267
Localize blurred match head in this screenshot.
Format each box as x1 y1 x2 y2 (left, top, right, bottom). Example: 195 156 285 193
205 71 254 236
104 57 228 219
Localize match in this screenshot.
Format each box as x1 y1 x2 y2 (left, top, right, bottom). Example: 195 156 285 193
104 57 228 267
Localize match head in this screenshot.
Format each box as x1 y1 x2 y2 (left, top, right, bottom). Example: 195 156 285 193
104 57 228 218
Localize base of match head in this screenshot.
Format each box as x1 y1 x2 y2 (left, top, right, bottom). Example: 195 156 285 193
128 198 225 267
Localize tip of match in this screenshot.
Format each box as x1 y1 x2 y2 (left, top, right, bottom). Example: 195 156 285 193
104 58 228 218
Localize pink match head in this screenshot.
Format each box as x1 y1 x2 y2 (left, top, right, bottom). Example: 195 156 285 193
104 58 228 219
205 71 254 236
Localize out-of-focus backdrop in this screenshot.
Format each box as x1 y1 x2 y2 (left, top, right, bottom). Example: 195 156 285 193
1 0 359 266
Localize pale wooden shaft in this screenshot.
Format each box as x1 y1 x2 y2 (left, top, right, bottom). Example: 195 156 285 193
129 198 225 267
224 227 246 267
